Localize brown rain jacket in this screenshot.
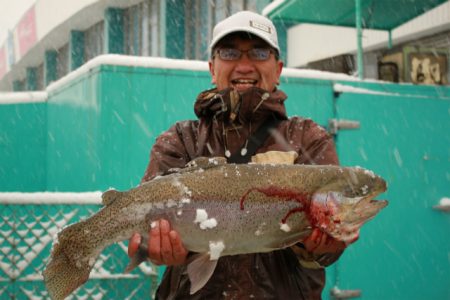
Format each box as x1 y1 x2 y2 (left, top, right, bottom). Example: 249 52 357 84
142 87 342 300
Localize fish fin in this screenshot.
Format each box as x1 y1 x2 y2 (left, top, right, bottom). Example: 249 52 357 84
124 241 149 273
185 157 227 171
167 157 227 175
101 189 122 206
187 156 227 168
186 253 218 294
43 243 93 300
266 229 311 250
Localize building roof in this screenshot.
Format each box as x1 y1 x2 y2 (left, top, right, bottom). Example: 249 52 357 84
264 0 448 30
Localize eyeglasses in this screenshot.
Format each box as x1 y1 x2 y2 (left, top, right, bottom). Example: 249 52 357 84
214 48 275 61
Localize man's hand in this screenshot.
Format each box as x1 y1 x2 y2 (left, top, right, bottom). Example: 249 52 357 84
302 228 349 255
128 219 188 266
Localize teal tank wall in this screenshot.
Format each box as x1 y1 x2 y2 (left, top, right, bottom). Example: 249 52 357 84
1 57 449 299
330 90 450 299
0 102 47 191
45 65 211 191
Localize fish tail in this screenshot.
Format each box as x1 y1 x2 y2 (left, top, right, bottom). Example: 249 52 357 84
43 229 94 299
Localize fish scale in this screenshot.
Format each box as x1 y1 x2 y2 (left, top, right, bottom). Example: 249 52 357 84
43 157 387 299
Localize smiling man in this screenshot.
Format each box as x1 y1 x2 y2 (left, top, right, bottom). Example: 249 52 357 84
129 11 349 299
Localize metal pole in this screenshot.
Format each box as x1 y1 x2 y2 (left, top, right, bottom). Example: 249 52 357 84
355 0 363 79
388 30 393 49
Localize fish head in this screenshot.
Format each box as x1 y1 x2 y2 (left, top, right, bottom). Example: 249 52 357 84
315 166 387 200
310 166 388 243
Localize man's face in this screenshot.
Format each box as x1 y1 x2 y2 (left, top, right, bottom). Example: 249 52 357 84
208 35 283 93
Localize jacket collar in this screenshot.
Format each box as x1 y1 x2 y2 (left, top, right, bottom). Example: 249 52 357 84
194 87 288 124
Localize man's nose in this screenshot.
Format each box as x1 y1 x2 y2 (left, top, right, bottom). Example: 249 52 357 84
234 54 255 73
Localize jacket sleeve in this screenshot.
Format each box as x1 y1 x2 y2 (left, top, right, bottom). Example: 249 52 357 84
141 122 191 183
287 117 343 267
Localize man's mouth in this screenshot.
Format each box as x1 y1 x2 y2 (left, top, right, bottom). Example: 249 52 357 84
231 79 257 90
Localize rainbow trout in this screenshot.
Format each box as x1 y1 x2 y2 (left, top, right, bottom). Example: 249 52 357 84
43 157 387 299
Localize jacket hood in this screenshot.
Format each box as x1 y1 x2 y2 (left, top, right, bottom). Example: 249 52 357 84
194 87 288 124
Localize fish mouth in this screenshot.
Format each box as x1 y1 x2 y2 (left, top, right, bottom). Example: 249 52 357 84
231 79 257 91
343 189 387 208
312 190 388 218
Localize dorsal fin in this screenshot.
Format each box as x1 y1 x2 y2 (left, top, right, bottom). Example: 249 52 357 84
101 189 123 206
185 156 227 170
167 157 228 175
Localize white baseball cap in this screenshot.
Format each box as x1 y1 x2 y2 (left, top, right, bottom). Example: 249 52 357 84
209 11 280 55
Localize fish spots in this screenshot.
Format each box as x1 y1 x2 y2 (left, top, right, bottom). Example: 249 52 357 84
194 209 218 230
209 241 225 260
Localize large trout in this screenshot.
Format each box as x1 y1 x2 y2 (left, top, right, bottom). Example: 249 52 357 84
43 157 388 299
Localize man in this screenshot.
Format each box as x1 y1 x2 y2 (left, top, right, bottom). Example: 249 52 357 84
129 11 349 299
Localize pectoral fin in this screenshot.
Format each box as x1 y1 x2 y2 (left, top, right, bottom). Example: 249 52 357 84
186 253 218 295
124 247 148 273
124 235 149 273
266 228 311 250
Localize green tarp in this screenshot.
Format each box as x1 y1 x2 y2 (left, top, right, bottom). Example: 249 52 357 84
265 0 447 30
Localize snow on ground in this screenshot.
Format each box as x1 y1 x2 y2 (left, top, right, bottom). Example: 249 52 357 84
0 91 47 104
0 191 102 204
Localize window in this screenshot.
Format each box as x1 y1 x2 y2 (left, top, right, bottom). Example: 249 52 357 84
85 21 104 62
149 0 160 57
14 79 26 91
36 63 44 90
124 4 143 55
184 0 260 61
56 43 69 79
185 0 214 60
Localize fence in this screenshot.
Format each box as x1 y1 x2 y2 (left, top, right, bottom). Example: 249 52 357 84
0 192 158 299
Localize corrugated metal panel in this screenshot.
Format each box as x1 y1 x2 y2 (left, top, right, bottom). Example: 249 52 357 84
408 30 450 49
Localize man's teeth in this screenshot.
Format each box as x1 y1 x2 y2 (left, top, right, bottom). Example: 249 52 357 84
232 79 256 84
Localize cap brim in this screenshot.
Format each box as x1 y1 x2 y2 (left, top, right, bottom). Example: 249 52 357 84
209 27 280 53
